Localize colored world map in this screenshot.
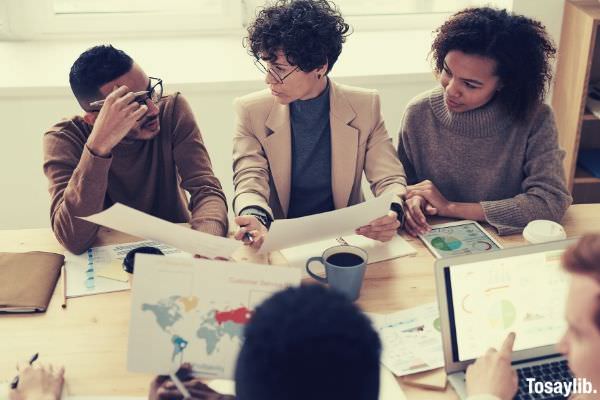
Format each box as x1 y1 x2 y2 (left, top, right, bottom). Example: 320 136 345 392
142 295 252 362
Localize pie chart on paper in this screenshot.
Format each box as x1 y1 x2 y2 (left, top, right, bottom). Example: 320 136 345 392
431 236 462 251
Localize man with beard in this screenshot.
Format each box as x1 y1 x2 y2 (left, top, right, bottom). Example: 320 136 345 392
43 45 228 254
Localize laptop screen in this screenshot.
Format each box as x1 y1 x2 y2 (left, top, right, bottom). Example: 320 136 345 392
444 248 569 362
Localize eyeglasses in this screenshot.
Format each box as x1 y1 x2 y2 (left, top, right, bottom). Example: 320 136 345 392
88 77 163 110
253 59 299 83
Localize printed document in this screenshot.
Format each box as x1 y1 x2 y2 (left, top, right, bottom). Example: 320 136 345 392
368 303 444 376
81 203 241 259
259 193 393 253
127 254 301 378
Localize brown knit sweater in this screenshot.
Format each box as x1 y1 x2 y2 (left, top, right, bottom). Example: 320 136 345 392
398 87 572 235
43 93 228 254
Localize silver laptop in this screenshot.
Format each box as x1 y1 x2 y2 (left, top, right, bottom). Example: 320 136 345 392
434 239 577 400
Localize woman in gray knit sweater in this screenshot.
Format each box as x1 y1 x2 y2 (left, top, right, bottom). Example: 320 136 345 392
398 7 572 236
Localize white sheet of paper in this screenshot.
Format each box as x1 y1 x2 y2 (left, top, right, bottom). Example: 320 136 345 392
281 234 416 275
64 240 189 298
81 203 241 259
368 303 444 377
127 254 301 379
259 193 394 254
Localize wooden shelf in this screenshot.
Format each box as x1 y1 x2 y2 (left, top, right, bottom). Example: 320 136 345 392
574 166 600 184
553 1 600 202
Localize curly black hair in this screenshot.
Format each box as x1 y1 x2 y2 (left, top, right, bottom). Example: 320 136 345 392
430 7 556 121
69 45 133 102
246 0 351 73
235 284 381 400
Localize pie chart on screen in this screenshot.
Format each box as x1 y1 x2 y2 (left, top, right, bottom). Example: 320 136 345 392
431 236 462 251
489 299 517 329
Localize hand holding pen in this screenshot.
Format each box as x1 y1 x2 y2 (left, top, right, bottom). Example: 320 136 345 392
10 353 38 389
233 215 268 250
10 354 65 400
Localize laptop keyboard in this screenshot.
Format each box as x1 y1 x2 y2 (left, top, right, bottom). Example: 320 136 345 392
514 359 573 400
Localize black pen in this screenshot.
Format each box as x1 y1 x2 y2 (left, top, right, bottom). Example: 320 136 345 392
243 231 254 244
10 353 39 389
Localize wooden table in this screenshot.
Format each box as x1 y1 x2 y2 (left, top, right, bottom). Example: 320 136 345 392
1 204 599 398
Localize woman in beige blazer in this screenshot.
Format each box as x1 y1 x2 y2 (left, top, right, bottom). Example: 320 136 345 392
233 0 407 249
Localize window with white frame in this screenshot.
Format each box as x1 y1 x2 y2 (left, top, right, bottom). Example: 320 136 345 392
0 0 513 39
336 0 512 16
334 0 513 31
0 0 244 39
53 0 223 14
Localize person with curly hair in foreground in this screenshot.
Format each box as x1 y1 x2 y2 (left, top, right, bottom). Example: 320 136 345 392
397 7 572 237
232 0 408 249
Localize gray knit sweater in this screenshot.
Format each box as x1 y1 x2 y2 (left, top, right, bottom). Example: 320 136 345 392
397 87 572 235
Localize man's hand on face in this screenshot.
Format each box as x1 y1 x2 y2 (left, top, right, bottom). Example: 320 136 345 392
87 85 149 157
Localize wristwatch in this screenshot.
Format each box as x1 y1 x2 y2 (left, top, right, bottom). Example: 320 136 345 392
240 206 273 229
390 201 405 229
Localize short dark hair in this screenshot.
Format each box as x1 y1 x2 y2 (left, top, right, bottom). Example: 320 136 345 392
562 234 600 332
235 284 381 400
246 0 350 73
430 7 556 121
69 45 133 102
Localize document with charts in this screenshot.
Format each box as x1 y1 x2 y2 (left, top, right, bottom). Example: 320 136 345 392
63 240 188 298
368 303 444 376
127 255 301 378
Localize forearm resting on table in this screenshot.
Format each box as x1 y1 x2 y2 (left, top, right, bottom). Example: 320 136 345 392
445 202 486 221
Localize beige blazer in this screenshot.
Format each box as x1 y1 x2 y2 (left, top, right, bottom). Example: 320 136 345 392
232 79 407 219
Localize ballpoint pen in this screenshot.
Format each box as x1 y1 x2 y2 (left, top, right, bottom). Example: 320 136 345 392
10 353 39 389
243 231 254 244
89 90 149 107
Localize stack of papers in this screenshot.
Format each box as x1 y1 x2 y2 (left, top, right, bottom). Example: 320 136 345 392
368 303 444 376
64 240 188 298
281 234 416 271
